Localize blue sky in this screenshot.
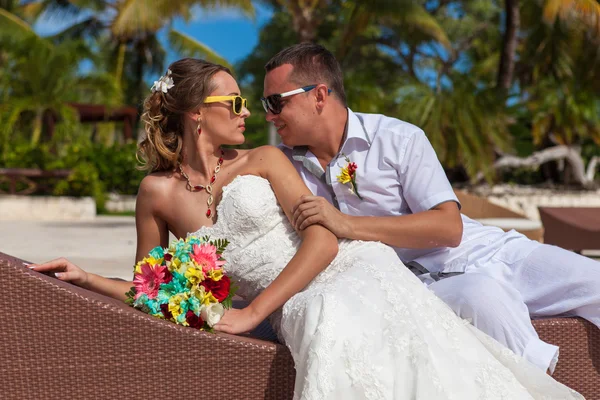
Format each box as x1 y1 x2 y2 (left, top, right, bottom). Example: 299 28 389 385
169 4 273 65
33 3 274 67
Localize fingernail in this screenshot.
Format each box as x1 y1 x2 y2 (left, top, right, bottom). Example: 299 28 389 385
54 272 62 278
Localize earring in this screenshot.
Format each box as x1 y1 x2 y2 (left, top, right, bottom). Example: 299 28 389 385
197 120 202 135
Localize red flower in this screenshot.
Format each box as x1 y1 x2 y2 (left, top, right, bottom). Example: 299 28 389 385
163 269 173 283
160 303 172 320
201 275 231 302
185 310 204 329
348 162 358 176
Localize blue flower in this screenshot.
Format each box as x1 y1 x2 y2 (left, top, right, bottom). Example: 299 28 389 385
157 271 187 300
149 246 164 260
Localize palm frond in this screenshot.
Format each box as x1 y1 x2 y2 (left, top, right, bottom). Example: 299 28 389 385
49 15 105 42
543 0 600 35
168 29 232 70
111 0 168 38
0 8 39 38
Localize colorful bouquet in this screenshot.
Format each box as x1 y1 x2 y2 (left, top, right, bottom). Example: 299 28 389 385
126 235 236 330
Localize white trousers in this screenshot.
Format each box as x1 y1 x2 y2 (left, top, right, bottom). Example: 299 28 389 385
427 240 600 373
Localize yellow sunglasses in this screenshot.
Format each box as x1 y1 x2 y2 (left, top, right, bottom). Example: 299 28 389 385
204 95 248 115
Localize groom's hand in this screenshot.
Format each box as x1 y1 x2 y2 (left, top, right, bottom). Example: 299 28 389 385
292 195 351 237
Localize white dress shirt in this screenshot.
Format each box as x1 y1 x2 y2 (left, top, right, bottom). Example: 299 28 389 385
280 109 538 276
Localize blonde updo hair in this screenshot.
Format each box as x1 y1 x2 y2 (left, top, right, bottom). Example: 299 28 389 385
138 58 232 172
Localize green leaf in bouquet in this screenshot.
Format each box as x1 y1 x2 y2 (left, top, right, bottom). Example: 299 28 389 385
200 235 229 254
221 282 239 310
221 297 233 310
124 286 136 306
212 238 230 255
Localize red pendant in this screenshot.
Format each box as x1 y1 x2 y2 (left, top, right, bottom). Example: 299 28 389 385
218 157 223 164
206 209 212 217
193 185 204 191
210 176 216 183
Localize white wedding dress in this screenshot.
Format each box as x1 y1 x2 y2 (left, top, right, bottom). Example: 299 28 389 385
190 175 583 400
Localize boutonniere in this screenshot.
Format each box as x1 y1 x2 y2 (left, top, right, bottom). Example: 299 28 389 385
336 154 363 200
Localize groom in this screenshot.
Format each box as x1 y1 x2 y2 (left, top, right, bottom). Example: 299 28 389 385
262 42 600 373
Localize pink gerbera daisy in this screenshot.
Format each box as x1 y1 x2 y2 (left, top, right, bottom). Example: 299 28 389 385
191 243 225 273
133 262 169 299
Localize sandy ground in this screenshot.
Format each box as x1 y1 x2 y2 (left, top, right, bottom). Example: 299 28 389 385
0 216 149 280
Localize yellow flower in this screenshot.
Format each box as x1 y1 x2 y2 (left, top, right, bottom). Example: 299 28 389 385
184 267 204 285
190 285 216 305
203 292 218 305
169 258 181 272
207 268 223 281
134 260 144 274
190 284 206 300
168 293 189 319
337 167 352 184
177 260 195 275
144 256 162 266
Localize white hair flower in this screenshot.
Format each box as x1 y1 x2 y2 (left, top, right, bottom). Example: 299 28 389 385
151 69 174 93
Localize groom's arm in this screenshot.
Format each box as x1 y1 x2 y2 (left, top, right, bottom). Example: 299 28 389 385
292 127 463 250
292 196 462 249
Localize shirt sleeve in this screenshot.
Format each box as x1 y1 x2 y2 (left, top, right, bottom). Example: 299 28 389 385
396 130 460 213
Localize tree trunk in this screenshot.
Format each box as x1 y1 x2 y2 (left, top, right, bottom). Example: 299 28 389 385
287 1 321 42
497 0 520 92
31 109 43 145
475 145 598 189
115 42 127 87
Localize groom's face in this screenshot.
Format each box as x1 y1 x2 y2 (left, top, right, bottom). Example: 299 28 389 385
263 64 315 147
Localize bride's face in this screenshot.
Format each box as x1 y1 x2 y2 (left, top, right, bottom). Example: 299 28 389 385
201 71 250 146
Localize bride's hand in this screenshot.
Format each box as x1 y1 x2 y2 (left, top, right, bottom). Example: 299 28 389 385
29 257 89 287
213 307 261 335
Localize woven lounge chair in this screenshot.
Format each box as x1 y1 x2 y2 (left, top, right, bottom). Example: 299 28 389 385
2 251 598 399
539 207 600 252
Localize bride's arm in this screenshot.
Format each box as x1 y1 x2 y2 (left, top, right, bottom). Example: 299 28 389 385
215 146 339 334
31 176 170 302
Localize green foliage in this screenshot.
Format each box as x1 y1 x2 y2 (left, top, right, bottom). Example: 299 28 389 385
395 80 512 181
53 162 107 212
221 282 239 310
2 0 600 188
202 236 230 255
0 142 146 209
124 286 136 306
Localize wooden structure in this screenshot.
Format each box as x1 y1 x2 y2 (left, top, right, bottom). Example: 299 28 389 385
0 168 71 195
45 103 138 140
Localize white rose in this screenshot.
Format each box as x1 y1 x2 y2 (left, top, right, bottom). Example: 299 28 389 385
201 302 224 327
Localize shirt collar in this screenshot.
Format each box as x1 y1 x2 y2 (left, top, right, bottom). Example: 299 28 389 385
286 108 372 153
339 108 372 153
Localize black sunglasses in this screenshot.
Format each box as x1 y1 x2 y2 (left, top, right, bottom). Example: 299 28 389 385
261 85 332 115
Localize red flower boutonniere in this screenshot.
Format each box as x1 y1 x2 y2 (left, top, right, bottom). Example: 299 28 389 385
336 155 363 200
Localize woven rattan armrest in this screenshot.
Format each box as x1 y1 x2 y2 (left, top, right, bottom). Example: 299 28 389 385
0 252 295 400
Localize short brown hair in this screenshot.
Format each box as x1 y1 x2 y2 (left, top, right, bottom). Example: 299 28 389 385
265 43 347 106
138 58 231 172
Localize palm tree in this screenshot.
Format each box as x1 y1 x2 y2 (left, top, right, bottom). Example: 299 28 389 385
395 79 512 181
16 0 254 105
497 0 600 94
0 34 120 146
262 0 448 64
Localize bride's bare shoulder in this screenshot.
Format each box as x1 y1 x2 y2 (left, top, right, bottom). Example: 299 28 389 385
138 169 178 198
247 145 289 163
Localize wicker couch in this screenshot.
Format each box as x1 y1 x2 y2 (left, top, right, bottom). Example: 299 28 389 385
1 251 598 399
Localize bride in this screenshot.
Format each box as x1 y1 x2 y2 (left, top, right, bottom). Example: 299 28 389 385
32 58 583 399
